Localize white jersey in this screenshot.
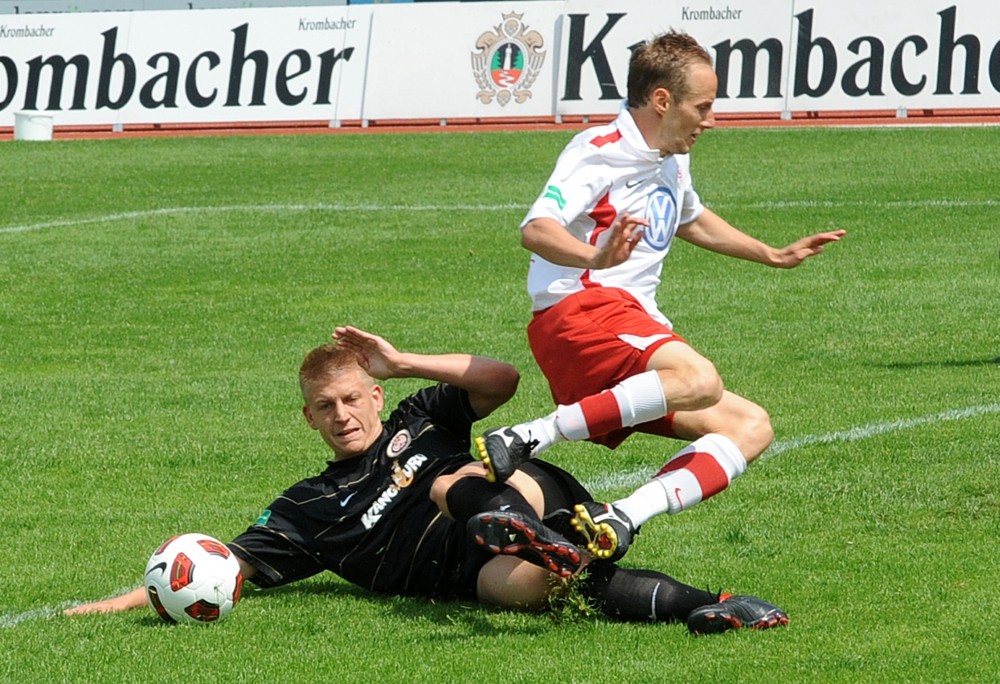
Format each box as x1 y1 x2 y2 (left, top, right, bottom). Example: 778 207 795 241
523 105 705 325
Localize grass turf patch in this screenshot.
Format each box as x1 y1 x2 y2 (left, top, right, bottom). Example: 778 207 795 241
1 125 998 682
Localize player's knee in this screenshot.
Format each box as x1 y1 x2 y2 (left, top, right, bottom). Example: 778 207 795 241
686 361 724 407
429 474 456 512
740 404 774 462
651 345 723 410
477 557 551 611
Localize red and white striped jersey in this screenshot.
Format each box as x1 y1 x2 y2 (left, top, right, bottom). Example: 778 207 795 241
522 105 705 325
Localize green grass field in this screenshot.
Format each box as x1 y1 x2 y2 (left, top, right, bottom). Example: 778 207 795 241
1 124 998 683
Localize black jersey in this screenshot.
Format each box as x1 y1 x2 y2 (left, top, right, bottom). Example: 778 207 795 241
230 382 485 599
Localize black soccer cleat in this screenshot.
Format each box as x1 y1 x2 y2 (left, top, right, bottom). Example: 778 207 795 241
468 510 583 578
474 427 537 484
570 502 636 562
686 594 789 635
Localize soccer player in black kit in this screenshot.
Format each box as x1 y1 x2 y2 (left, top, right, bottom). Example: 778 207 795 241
66 325 786 634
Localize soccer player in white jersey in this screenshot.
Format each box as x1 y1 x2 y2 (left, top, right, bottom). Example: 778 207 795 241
476 30 846 562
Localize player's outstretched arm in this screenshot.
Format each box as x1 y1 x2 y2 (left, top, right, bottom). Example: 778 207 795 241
64 552 256 616
770 229 847 268
333 325 519 419
64 586 146 615
677 208 845 268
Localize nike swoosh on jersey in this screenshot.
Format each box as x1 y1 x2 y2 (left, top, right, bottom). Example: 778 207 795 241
625 178 647 188
340 491 358 507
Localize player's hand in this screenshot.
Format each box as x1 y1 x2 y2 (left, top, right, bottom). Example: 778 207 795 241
64 599 125 615
332 326 401 379
772 229 846 268
591 212 648 270
64 587 147 615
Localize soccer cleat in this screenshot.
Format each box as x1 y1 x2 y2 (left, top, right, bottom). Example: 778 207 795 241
468 510 583 578
474 427 537 484
570 502 635 562
686 594 789 635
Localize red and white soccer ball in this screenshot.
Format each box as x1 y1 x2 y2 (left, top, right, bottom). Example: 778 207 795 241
144 533 243 624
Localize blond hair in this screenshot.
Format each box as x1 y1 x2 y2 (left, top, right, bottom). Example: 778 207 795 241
298 344 370 399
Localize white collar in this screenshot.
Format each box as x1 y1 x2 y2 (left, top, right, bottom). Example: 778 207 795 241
614 101 662 162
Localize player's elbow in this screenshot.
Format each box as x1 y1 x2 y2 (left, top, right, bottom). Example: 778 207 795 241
520 218 553 252
471 363 520 418
494 364 521 403
520 225 539 251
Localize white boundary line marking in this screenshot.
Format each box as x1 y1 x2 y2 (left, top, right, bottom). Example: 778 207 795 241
583 403 1000 492
2 197 997 235
0 203 525 235
719 198 1000 210
762 403 1000 458
5 403 997 628
0 588 132 629
1 603 75 629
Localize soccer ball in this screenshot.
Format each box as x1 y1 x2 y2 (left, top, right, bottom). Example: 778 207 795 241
144 533 243 624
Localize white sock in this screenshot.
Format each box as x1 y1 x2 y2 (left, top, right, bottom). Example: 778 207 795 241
554 370 668 442
614 434 748 527
612 370 669 427
510 411 560 457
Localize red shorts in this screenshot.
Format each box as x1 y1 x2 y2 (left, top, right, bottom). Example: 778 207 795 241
527 287 686 447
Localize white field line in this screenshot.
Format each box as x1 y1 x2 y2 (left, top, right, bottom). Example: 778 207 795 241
720 198 1000 210
582 403 1000 492
0 591 134 629
761 403 1000 458
0 203 525 235
2 197 997 235
5 403 997 629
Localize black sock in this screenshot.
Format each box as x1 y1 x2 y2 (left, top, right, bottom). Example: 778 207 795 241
580 562 719 623
444 476 536 525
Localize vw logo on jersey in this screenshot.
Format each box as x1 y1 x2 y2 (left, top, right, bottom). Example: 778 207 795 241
643 186 678 251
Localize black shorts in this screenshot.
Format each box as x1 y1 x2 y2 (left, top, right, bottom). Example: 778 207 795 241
525 460 594 538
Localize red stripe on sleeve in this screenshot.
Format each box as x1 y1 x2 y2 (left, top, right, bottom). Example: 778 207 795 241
589 129 623 148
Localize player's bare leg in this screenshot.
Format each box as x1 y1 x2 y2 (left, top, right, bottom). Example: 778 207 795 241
668 391 774 463
611 393 771 527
